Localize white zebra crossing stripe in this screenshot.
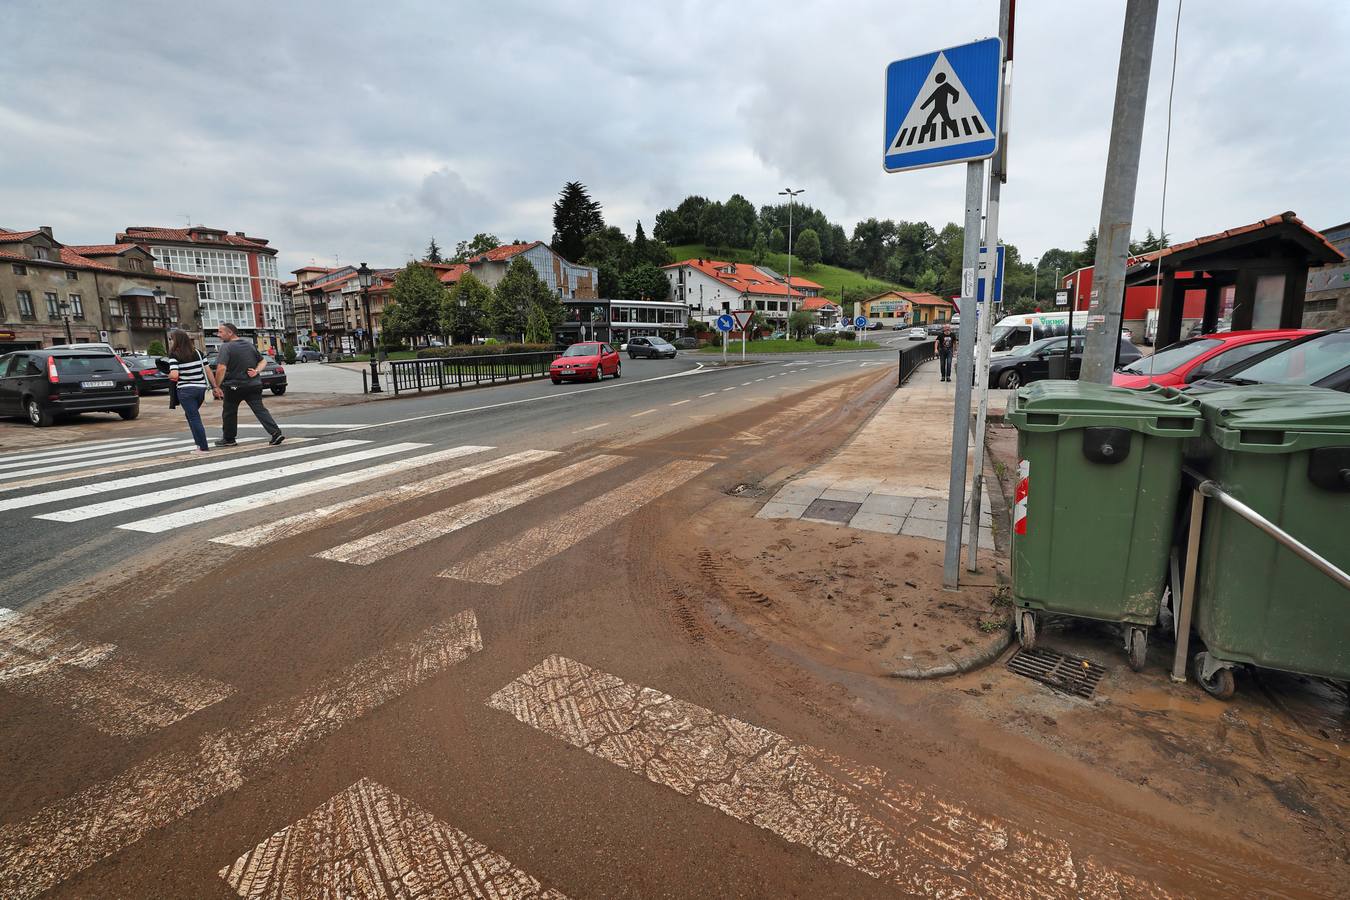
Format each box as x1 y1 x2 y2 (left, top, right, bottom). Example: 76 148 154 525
442 459 713 585
209 449 555 546
488 656 1164 898
0 439 367 512
36 442 429 523
219 778 569 900
316 454 626 566
0 434 184 465
0 439 251 480
0 439 268 493
0 436 183 470
0 610 483 900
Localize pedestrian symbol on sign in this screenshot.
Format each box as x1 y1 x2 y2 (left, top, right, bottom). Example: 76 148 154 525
887 53 991 155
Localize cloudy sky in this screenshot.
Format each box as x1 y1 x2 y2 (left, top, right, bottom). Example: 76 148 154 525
4 1 1346 275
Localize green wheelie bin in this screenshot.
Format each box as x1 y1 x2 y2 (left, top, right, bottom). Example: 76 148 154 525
1007 382 1203 669
1184 385 1350 699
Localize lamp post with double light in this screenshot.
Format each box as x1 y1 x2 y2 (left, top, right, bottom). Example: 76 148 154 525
779 187 804 331
357 263 381 393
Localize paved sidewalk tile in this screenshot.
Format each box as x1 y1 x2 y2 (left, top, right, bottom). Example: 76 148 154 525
849 511 904 534
859 494 916 518
756 501 807 520
819 488 869 503
901 517 947 540
909 499 948 521
771 484 826 505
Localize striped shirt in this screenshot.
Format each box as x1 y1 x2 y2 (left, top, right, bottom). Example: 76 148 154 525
170 352 209 388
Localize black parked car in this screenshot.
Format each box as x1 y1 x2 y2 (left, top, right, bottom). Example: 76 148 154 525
987 335 1142 389
124 354 172 394
627 336 678 359
0 349 138 427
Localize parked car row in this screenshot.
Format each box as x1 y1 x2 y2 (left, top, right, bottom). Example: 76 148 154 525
0 348 139 426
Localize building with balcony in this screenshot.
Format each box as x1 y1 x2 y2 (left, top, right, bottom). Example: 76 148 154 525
662 258 802 329
0 226 202 353
117 225 283 352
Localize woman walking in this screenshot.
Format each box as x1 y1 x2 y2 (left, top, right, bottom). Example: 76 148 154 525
166 328 215 452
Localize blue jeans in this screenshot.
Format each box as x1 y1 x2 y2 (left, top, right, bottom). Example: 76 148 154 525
178 387 209 450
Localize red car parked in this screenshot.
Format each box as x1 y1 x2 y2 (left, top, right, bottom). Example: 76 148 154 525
550 341 621 383
1112 329 1314 389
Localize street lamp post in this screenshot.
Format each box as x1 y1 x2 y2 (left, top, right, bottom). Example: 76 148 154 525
779 187 804 333
357 263 381 393
1031 257 1040 306
152 288 168 352
57 300 73 345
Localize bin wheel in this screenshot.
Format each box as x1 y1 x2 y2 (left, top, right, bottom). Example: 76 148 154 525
1126 627 1147 672
1018 611 1037 650
1193 652 1235 700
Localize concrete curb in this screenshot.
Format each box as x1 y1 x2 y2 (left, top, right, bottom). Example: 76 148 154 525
886 624 1014 680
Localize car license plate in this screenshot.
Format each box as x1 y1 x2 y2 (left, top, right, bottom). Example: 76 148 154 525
81 380 114 389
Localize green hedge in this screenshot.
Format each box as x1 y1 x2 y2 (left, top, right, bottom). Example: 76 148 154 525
837 330 856 341
415 343 555 359
813 332 837 346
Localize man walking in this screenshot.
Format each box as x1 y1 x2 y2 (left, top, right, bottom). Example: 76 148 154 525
211 322 284 447
935 323 957 382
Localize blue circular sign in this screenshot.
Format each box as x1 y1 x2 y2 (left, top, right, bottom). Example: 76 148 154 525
854 316 868 327
715 314 735 332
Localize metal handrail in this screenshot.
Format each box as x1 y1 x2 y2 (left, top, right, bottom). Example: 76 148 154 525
388 350 558 395
1183 466 1350 590
897 341 935 386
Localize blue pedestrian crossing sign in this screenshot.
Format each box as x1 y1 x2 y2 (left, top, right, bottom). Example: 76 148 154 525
854 316 868 328
883 37 1002 173
715 314 735 332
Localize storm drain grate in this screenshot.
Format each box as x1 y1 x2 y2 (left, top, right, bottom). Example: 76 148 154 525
802 498 862 524
1007 648 1106 699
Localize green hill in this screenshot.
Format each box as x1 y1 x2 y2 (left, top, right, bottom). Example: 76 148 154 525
668 244 905 302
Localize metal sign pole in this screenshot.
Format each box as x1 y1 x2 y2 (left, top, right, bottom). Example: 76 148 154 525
943 160 984 590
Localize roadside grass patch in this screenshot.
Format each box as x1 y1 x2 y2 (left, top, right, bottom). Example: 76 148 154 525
698 339 882 354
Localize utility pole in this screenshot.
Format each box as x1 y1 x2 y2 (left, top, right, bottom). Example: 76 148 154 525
780 188 804 332
1080 0 1159 383
966 0 1012 573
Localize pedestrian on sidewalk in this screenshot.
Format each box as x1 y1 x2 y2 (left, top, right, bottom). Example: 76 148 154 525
935 324 957 382
166 328 216 453
211 322 284 448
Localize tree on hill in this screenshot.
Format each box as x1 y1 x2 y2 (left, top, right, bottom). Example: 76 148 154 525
440 271 491 343
619 263 670 301
383 262 446 345
724 194 757 248
653 195 708 245
424 237 444 264
769 227 786 253
795 229 822 269
451 233 500 263
752 231 768 265
551 181 604 263
698 201 732 250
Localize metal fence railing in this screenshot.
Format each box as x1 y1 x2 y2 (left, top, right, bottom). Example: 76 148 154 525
389 351 558 395
897 341 935 386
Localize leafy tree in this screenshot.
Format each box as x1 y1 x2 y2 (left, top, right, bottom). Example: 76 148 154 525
524 300 557 344
425 237 444 264
491 256 561 340
697 201 732 250
551 181 604 263
440 272 491 342
849 218 898 277
769 227 786 253
1130 228 1170 255
747 310 769 339
147 339 166 356
451 233 500 263
619 263 671 301
653 195 708 245
383 262 445 345
931 223 965 295
751 231 768 265
788 309 817 340
795 228 822 269
1077 229 1099 268
724 194 757 248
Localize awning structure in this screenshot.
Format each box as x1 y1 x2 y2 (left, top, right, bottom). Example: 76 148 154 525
119 287 158 298
1125 212 1344 347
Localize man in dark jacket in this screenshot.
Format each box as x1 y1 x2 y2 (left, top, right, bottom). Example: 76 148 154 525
934 324 957 382
211 322 284 447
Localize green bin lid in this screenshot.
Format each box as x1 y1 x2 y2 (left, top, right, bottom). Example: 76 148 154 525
1192 385 1350 452
1007 381 1202 437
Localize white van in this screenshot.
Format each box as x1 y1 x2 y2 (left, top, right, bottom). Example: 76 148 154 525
990 312 1088 355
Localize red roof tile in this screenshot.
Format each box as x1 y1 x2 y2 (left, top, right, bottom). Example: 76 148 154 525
1136 211 1344 264
67 243 139 256
663 258 804 298
467 241 541 263
117 226 274 252
788 276 825 290
802 297 839 310
0 229 41 243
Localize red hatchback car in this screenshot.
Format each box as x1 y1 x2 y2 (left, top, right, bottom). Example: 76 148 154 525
550 341 621 383
1113 329 1314 389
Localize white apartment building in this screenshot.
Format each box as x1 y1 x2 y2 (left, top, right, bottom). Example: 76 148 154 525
663 258 803 329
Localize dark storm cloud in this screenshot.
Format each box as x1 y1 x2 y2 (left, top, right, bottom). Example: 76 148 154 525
2 0 1344 273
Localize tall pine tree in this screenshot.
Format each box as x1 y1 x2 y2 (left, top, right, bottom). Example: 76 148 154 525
551 181 604 263
424 237 444 263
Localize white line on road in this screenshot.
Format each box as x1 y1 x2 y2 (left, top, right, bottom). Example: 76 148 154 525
722 387 735 392
698 392 716 398
317 455 626 566
0 440 230 480
0 439 270 493
441 459 712 585
630 409 657 418
818 361 847 368
0 611 483 900
0 440 367 512
235 423 366 429
209 449 552 546
0 436 182 470
38 443 428 523
741 381 753 386
488 656 1164 898
668 399 691 406
220 778 569 900
575 422 608 432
